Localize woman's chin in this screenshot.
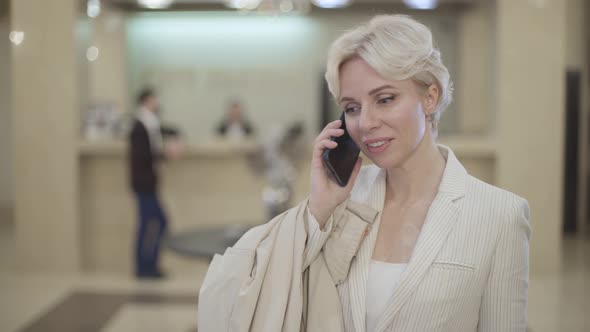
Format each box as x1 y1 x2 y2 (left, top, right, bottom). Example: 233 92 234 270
365 155 399 170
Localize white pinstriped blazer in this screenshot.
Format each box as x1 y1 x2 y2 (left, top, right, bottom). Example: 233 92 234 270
322 145 531 332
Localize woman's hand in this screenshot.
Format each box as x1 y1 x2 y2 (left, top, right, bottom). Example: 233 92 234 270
308 119 362 228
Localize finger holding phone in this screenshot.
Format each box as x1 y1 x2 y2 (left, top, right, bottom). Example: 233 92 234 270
308 113 362 228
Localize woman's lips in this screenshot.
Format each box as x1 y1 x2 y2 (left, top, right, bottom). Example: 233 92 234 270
364 138 393 154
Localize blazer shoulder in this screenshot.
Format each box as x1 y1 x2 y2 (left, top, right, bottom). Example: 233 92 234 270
465 175 530 223
467 175 526 202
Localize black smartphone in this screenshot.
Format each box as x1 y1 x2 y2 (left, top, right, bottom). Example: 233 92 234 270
322 113 361 187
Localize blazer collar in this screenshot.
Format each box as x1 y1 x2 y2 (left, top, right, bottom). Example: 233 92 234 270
348 144 468 332
435 144 467 202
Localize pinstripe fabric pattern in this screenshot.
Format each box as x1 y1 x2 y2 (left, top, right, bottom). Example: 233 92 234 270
308 145 531 332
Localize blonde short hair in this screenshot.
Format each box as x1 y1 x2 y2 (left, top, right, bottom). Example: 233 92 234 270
325 15 453 127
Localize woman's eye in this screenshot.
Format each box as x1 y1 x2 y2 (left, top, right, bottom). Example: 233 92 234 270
377 96 396 104
344 105 360 114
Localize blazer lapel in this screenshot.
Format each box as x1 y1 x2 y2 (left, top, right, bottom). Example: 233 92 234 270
373 145 467 332
348 169 386 332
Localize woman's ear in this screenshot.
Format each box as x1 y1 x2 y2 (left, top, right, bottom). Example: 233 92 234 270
424 84 440 115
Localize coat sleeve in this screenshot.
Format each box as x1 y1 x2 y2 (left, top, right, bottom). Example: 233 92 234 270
478 198 531 332
302 205 334 270
197 247 258 332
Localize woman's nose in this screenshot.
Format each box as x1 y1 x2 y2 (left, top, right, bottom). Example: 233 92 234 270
359 107 380 132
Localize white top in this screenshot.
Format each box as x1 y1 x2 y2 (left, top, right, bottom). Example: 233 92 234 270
226 122 247 141
137 107 163 154
366 260 407 332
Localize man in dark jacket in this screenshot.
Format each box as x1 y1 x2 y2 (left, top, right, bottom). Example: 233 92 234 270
128 88 170 279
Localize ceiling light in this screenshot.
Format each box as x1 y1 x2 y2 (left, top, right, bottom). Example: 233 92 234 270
87 0 101 18
87 46 100 62
311 0 351 9
9 31 24 46
137 0 174 9
224 0 262 9
403 0 438 10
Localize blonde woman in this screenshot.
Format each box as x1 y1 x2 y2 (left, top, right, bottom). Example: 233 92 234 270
199 14 531 332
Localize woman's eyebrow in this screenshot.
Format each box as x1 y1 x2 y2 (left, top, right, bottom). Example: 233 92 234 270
339 84 398 103
368 84 396 95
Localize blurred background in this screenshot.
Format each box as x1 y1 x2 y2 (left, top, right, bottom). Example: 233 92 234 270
0 0 588 331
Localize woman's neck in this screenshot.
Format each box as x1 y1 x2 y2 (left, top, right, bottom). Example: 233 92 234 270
385 136 446 205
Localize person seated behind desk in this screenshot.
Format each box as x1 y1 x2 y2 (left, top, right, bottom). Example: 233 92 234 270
216 99 255 140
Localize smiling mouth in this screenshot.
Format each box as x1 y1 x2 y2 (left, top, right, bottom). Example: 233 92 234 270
367 140 389 148
363 138 394 153
365 138 393 147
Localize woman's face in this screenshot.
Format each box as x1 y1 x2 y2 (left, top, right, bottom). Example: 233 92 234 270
338 57 434 170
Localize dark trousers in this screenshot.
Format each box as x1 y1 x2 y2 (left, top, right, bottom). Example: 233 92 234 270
134 192 168 275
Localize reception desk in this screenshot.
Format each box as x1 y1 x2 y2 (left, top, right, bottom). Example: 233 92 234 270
78 137 495 275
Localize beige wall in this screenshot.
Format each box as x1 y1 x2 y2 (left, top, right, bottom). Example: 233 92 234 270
12 0 80 272
0 12 13 210
495 0 566 275
457 0 494 135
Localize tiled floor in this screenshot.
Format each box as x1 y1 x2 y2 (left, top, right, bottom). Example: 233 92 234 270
0 270 208 332
102 302 196 332
15 291 196 332
527 235 590 332
1 214 589 332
